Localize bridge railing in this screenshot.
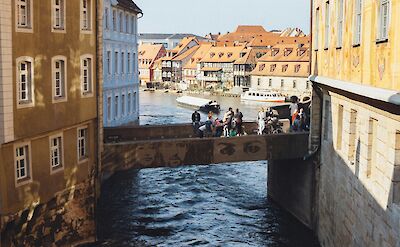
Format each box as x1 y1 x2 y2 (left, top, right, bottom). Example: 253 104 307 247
104 121 290 143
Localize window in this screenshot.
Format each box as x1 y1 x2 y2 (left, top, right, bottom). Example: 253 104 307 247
53 0 65 30
52 57 67 101
50 135 63 171
293 80 297 88
81 0 91 31
125 14 129 33
133 92 137 112
119 12 123 32
77 127 88 162
367 118 378 177
121 94 125 116
114 52 118 74
15 144 31 182
121 52 124 73
281 79 284 88
353 0 362 45
315 8 320 50
336 0 344 47
282 64 288 72
114 95 119 119
257 78 261 86
128 53 131 73
107 96 111 121
270 64 276 72
348 110 357 161
393 131 400 204
112 10 117 31
105 8 109 29
294 64 301 73
16 57 34 107
337 105 344 150
107 51 111 74
16 0 32 29
377 0 390 41
81 56 93 96
127 93 132 114
323 100 331 141
131 16 135 34
325 1 330 49
269 79 272 87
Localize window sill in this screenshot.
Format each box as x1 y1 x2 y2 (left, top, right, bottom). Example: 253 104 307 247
78 157 89 165
50 165 64 175
352 43 361 48
17 101 35 109
376 39 389 44
16 26 33 33
324 48 329 51
15 176 32 187
336 46 342 50
52 27 66 33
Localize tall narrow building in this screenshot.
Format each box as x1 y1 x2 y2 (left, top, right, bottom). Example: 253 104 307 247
0 0 100 245
310 0 400 246
103 0 142 127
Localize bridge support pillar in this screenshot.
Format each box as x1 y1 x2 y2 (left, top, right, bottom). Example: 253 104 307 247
267 158 317 230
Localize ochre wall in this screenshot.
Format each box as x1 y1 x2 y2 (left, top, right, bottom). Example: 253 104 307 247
312 0 400 91
12 0 98 139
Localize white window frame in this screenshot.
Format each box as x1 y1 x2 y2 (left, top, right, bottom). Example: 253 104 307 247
125 13 129 33
16 56 35 108
14 142 32 186
336 0 344 48
127 52 131 73
119 12 123 32
114 51 118 74
107 51 111 75
52 56 67 102
131 16 135 34
15 0 33 33
49 133 64 174
112 9 117 31
80 0 92 32
77 126 89 163
104 7 109 30
353 0 362 45
80 55 94 97
107 96 111 121
127 92 132 114
324 1 330 49
133 92 137 113
121 94 125 117
114 95 119 119
377 0 390 42
121 52 125 74
52 0 66 32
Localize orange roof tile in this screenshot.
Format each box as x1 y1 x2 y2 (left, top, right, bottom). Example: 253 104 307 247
200 45 246 63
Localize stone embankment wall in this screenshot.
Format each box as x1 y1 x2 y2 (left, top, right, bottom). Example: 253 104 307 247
0 178 95 247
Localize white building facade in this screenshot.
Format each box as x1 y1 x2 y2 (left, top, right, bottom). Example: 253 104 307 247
103 0 142 127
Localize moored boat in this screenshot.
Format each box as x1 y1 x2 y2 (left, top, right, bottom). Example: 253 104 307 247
176 96 220 113
241 90 286 103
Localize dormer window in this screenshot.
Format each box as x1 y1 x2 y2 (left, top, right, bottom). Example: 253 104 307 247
210 52 215 58
284 49 293 56
240 52 247 58
297 49 306 56
294 64 301 73
272 49 279 56
227 53 233 58
259 64 265 71
270 64 276 72
218 52 224 58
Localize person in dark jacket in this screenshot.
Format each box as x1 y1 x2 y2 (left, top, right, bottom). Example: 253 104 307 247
191 110 201 134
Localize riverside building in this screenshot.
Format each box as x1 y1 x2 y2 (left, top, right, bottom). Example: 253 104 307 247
310 0 400 246
138 44 166 84
103 0 142 127
0 0 101 245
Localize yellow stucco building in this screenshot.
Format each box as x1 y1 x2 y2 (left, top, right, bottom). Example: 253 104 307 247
0 0 101 245
310 0 400 246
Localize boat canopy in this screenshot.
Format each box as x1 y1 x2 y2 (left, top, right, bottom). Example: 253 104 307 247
176 96 215 107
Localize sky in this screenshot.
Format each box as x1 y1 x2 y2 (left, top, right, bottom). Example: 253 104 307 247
134 0 311 36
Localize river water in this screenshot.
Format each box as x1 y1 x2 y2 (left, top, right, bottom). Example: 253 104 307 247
96 91 320 247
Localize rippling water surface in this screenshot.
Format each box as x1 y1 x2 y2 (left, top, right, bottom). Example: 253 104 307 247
95 91 320 246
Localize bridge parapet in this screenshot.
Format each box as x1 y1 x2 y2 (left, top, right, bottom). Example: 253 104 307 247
102 132 308 181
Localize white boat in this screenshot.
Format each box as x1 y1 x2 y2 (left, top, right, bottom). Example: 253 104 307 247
241 90 286 103
176 96 220 113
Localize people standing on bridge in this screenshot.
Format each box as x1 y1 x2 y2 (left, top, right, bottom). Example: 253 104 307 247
289 97 299 126
223 107 234 137
192 110 201 134
234 108 243 136
214 118 223 137
257 107 267 135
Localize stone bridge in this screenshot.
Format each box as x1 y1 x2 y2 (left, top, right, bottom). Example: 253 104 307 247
101 122 316 228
